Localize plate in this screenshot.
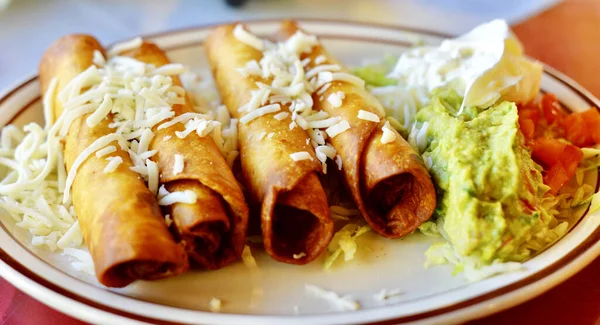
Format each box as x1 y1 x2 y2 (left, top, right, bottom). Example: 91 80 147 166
0 19 599 325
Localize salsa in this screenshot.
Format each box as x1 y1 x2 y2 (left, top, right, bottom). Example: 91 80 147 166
518 94 600 194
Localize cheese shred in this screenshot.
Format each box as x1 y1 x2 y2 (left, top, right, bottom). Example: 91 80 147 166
173 154 184 175
357 110 380 123
103 156 123 173
158 190 198 206
325 120 350 138
290 151 314 162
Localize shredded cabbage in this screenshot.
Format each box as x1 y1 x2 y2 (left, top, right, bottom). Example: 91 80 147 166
589 192 600 214
324 223 371 269
352 55 398 87
418 221 440 238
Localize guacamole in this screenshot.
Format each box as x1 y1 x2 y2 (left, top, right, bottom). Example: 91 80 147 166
417 91 552 264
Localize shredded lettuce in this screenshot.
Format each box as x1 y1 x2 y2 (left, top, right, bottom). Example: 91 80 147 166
324 223 371 269
352 55 398 87
590 192 600 214
424 242 526 281
418 221 441 238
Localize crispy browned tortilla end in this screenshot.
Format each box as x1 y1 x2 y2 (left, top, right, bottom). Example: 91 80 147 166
122 42 249 269
206 24 334 264
277 21 437 238
39 35 188 287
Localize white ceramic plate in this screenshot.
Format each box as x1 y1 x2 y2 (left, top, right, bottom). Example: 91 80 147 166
0 19 599 325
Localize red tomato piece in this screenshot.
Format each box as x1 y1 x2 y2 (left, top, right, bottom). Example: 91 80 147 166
560 143 584 177
581 108 600 145
563 112 591 147
543 164 569 196
541 93 566 124
519 119 536 141
519 107 540 124
531 137 583 195
531 137 565 167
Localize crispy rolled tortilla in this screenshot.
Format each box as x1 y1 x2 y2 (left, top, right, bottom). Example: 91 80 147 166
206 24 334 264
122 43 249 269
39 35 188 287
277 21 436 238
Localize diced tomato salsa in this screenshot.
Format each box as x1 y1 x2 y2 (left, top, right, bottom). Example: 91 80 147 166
517 93 600 195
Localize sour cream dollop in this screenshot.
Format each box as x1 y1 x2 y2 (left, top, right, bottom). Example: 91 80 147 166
388 19 542 111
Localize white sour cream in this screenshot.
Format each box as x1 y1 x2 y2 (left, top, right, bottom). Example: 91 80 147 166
388 19 542 112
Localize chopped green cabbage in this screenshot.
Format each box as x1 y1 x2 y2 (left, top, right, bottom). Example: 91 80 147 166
418 221 441 238
352 55 398 87
590 192 600 214
324 223 371 269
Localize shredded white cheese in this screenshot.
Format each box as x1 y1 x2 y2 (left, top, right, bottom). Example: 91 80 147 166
157 113 206 130
381 121 397 144
316 83 331 96
62 247 94 275
294 115 309 130
303 111 328 122
331 73 365 89
56 221 83 249
325 120 350 138
165 213 173 227
146 159 159 195
153 63 185 76
305 284 360 311
42 78 59 130
256 131 267 141
103 156 123 173
137 128 154 155
107 37 143 57
95 145 116 158
307 117 341 129
241 245 257 268
85 94 113 127
334 154 343 170
326 92 344 108
305 64 341 80
284 30 318 54
357 110 380 123
233 24 264 51
290 151 313 162
315 145 336 163
240 104 281 124
63 133 127 204
209 298 222 312
173 154 184 175
158 190 198 206
293 252 307 259
92 50 106 67
314 55 327 65
233 26 344 169
157 184 170 200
